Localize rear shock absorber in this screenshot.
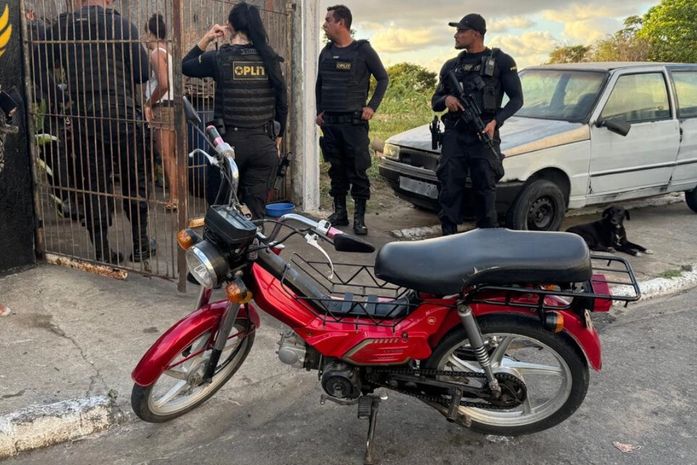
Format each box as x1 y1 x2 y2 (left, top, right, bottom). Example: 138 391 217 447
456 302 501 397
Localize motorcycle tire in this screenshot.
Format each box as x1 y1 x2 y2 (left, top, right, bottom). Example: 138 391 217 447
131 318 255 423
425 314 589 436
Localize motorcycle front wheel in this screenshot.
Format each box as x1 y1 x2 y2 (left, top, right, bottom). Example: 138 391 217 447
425 315 589 436
131 318 255 423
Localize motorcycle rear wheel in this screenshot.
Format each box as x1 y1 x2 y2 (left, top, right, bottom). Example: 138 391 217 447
131 319 254 423
425 315 589 435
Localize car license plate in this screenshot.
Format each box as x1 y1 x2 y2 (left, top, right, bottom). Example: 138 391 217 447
399 176 438 199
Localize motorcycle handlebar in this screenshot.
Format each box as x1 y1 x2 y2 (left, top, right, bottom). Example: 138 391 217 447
205 125 235 159
267 213 374 253
205 125 223 145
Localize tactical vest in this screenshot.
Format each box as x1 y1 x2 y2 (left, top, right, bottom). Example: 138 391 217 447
60 7 131 108
318 40 370 113
455 48 502 117
214 45 275 128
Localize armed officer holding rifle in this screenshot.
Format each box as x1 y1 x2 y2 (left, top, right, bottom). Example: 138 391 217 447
432 13 523 235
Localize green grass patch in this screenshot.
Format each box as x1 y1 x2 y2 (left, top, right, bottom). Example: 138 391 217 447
658 269 683 279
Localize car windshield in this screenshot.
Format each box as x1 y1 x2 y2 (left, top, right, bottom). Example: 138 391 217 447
515 69 608 122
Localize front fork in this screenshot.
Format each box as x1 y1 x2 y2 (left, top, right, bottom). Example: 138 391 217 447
202 300 241 382
457 301 501 397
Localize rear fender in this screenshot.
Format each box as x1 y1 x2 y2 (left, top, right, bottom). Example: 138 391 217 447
432 306 602 371
131 301 259 387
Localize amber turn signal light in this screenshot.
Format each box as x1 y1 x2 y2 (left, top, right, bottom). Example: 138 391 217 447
543 311 564 333
226 280 253 304
177 229 201 250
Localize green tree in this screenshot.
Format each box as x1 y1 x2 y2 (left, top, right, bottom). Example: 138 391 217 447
371 62 436 97
547 45 591 64
591 15 650 62
369 62 436 98
638 0 697 62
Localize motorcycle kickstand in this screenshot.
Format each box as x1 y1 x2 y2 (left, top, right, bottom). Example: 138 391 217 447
358 394 386 465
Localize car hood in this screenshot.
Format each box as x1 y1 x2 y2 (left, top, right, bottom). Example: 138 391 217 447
386 117 590 156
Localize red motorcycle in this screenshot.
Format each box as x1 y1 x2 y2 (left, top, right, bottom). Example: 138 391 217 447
131 121 640 464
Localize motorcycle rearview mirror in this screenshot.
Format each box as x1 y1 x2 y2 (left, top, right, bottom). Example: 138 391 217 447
183 96 202 126
596 117 631 137
333 234 375 253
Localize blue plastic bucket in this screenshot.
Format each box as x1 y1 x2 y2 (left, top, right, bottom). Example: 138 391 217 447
265 201 295 217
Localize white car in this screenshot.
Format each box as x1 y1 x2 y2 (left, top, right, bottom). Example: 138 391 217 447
379 62 697 230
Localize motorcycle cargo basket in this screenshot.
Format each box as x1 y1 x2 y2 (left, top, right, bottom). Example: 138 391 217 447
281 254 419 328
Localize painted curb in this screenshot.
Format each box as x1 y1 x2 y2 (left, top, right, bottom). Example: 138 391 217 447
614 265 697 302
0 396 119 459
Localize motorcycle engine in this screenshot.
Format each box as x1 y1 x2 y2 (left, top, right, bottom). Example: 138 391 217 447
321 361 361 400
277 330 307 368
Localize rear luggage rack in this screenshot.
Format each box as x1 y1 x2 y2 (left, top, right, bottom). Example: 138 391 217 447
467 255 641 312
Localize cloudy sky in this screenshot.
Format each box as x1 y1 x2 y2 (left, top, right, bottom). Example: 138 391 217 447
319 0 656 71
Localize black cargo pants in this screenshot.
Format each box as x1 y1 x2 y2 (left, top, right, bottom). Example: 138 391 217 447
319 117 371 200
74 106 150 257
207 127 277 219
436 127 501 229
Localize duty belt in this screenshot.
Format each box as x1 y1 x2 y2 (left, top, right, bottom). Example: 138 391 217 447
323 111 362 125
224 121 275 136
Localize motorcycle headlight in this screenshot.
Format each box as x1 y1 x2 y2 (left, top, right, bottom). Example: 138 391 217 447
185 241 229 288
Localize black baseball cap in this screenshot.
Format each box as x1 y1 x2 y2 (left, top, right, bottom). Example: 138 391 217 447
449 13 486 35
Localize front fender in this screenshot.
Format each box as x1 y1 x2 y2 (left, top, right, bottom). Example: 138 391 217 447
131 301 260 387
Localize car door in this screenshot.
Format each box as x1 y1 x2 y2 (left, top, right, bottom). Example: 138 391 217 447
668 68 697 190
588 70 679 199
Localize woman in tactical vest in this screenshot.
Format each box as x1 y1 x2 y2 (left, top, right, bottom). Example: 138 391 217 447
182 2 288 219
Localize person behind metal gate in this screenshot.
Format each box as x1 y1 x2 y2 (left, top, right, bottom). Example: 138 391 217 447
182 1 288 220
431 13 523 235
48 0 156 264
315 4 388 236
143 13 178 212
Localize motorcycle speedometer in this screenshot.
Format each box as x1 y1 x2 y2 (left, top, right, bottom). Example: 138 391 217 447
185 241 229 288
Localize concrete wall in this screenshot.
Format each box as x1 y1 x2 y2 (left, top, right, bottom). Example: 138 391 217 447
0 1 35 273
290 0 320 212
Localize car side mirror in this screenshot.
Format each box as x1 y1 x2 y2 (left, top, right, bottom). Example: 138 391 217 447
183 96 202 126
596 118 631 137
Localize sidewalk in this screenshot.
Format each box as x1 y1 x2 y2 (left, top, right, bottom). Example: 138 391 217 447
1 197 697 459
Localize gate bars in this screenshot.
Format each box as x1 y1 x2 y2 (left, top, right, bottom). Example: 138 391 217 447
20 0 292 289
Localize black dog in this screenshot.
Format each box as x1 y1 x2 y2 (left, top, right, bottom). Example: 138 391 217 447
566 206 653 256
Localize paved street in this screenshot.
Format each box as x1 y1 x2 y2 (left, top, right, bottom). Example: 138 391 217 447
5 287 696 465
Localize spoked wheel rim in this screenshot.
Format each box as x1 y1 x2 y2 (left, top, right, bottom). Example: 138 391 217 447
146 322 251 416
527 197 555 230
437 332 573 428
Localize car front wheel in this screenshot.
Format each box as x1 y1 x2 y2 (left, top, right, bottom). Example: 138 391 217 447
506 179 566 231
685 188 697 213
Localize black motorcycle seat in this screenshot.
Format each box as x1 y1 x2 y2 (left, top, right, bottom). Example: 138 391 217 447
374 228 591 296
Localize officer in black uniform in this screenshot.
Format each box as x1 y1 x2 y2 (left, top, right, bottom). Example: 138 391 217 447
182 2 288 220
49 0 154 263
316 4 388 236
432 13 523 235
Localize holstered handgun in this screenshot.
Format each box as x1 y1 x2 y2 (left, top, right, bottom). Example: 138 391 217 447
429 115 442 150
277 151 292 178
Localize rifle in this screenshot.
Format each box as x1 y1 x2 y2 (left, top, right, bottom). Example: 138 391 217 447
446 70 504 179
